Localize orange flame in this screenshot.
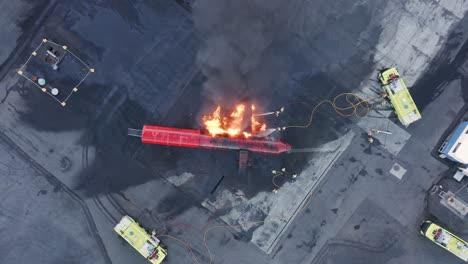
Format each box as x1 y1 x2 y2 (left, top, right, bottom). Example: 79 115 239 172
251 104 267 133
203 103 267 138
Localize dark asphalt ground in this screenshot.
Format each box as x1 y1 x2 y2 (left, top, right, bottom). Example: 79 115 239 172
1 0 468 263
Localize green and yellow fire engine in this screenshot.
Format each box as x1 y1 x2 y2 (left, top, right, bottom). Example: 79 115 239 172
420 220 468 262
114 215 167 263
378 68 421 126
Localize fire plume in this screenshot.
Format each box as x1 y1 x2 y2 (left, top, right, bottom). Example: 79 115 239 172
203 103 267 138
251 105 267 133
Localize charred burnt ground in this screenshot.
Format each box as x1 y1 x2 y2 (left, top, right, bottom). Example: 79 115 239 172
74 0 383 215
3 0 381 251
132 72 363 209
3 0 384 226
0 0 55 78
133 0 384 205
5 0 200 193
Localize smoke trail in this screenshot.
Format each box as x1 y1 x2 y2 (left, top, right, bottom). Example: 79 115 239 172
192 0 300 106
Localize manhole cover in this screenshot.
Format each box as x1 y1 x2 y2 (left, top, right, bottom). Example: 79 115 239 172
59 156 72 171
389 163 406 180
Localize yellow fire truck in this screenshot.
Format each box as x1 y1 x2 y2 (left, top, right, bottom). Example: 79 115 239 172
378 68 421 126
114 215 167 263
420 220 468 262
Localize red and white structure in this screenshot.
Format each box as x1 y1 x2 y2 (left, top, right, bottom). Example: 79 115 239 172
129 125 291 155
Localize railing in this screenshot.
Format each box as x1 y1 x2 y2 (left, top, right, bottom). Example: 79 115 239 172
127 128 142 137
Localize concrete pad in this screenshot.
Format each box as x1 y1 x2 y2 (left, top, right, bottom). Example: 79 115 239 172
17 38 93 105
428 178 468 233
357 115 412 156
1 1 467 264
114 177 273 264
437 0 468 19
458 58 468 76
202 131 355 253
440 191 468 219
408 79 465 148
349 0 468 102
389 163 407 180
0 135 106 264
371 0 468 85
332 198 402 252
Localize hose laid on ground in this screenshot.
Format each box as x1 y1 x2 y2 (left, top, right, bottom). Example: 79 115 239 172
157 92 387 264
283 92 386 130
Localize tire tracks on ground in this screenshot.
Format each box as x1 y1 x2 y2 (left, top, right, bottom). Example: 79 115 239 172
0 131 112 264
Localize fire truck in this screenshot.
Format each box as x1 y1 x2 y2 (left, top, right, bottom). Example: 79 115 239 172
114 215 167 263
420 220 468 262
378 68 421 126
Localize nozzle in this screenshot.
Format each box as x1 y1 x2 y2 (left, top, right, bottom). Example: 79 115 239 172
275 107 285 116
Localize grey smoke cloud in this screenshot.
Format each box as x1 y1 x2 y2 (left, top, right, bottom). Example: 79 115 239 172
192 0 375 130
193 0 296 106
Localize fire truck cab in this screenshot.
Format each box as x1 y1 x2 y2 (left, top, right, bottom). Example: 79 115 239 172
114 215 167 264
378 68 421 126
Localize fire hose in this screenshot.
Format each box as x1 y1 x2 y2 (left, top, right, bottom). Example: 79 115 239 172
253 92 386 137
152 92 387 263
